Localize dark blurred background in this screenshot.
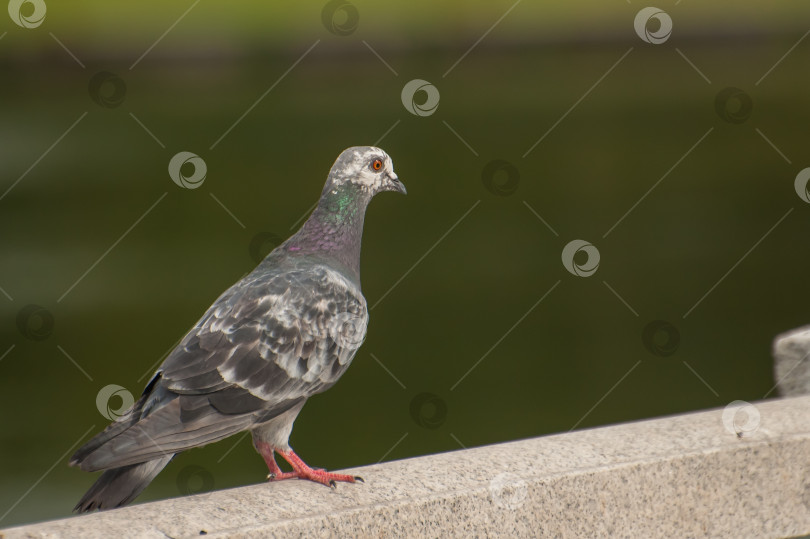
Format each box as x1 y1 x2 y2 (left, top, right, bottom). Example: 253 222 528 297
1 0 809 527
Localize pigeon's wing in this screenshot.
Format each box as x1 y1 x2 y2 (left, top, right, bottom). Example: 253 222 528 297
163 266 368 408
74 266 367 471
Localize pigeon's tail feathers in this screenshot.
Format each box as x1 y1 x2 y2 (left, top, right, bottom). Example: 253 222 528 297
73 455 174 513
69 410 142 468
69 375 173 469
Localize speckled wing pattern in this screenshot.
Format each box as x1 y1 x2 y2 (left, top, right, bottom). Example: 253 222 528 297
74 263 367 471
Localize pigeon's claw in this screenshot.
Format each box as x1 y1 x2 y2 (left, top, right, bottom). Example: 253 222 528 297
269 463 356 488
258 445 359 488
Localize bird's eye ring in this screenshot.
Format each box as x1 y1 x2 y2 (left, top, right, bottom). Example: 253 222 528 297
371 159 383 172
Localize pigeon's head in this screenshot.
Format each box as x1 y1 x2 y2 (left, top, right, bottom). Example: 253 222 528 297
325 146 406 197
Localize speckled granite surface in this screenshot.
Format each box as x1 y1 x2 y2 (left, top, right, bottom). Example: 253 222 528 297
4 396 810 538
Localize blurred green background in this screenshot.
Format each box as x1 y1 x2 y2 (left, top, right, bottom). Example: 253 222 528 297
2 0 810 528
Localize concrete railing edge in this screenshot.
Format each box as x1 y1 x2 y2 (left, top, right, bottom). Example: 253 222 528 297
4 395 810 538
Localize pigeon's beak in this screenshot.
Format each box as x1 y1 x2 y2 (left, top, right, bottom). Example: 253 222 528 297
386 172 407 195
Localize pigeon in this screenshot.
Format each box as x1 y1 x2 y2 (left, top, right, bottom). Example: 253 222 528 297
70 146 406 512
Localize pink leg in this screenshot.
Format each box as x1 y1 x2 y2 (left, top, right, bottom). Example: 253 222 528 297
255 441 287 479
255 441 361 488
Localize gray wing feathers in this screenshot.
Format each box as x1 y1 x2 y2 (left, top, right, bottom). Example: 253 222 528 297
77 396 254 470
71 265 367 472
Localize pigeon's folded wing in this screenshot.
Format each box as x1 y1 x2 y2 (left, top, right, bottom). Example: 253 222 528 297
73 267 367 471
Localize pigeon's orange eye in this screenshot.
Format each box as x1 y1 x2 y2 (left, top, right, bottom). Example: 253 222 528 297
372 159 383 171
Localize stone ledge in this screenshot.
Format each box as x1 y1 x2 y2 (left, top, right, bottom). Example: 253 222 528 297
4 396 810 538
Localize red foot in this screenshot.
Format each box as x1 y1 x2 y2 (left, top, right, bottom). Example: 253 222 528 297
256 442 361 488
